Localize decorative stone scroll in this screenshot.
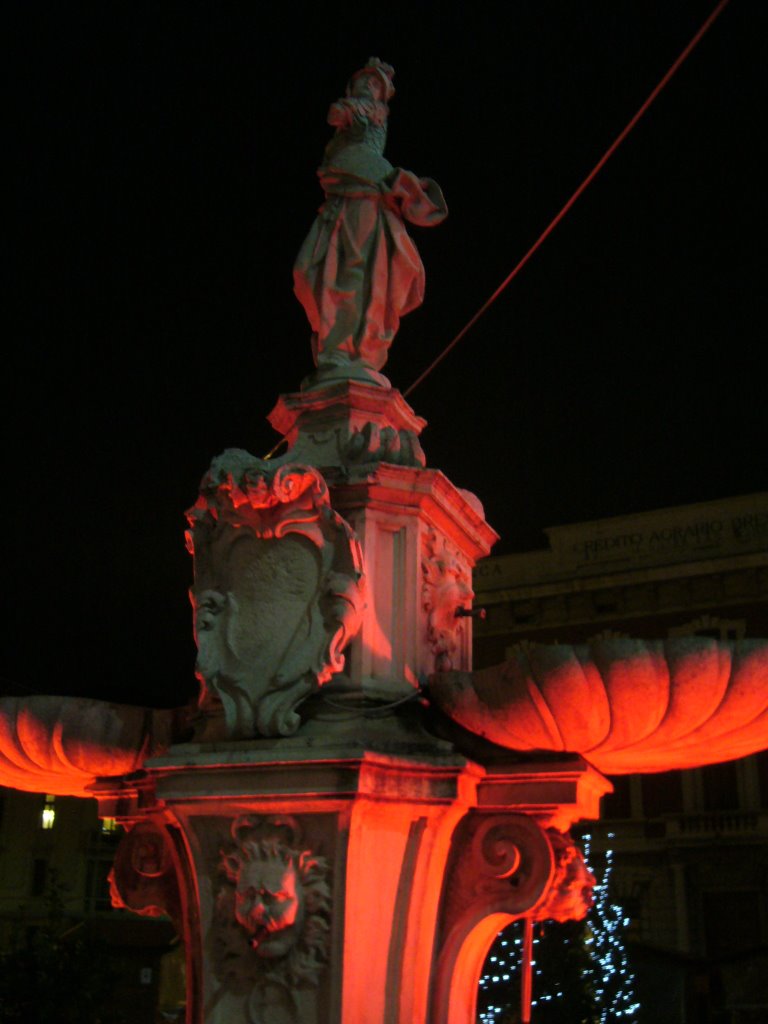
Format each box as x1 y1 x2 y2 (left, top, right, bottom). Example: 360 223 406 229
213 815 331 1023
422 528 473 672
108 821 182 928
432 813 555 1023
436 820 594 930
186 450 365 738
439 814 555 938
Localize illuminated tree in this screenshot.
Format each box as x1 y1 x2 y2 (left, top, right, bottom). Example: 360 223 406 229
584 834 640 1022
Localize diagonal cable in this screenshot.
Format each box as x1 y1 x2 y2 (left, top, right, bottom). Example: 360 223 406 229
404 0 731 399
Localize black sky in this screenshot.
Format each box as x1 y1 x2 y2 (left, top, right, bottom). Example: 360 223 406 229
5 1 766 707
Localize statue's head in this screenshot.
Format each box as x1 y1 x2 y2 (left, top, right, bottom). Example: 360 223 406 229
348 57 395 102
220 816 330 968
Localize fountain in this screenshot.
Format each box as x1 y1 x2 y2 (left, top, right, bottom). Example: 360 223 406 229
2 59 767 1024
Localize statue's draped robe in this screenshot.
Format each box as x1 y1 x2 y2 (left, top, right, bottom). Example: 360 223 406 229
294 100 447 373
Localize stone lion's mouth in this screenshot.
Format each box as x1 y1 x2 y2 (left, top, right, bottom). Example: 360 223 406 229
249 924 271 948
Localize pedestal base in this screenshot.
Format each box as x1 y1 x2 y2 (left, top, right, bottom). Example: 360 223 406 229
99 716 608 1024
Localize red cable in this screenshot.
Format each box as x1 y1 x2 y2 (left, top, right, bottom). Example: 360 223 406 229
404 0 731 399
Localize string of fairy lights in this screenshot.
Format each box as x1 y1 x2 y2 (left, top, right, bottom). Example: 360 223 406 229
478 833 640 1023
478 932 519 1023
583 834 641 1023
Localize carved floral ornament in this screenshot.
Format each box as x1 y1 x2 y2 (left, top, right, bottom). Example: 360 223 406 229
422 527 473 671
186 451 365 738
215 816 331 993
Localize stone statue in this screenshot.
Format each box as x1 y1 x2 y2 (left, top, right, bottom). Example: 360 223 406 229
294 58 448 385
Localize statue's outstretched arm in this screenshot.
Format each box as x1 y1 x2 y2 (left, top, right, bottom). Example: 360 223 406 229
0 695 175 797
429 637 768 774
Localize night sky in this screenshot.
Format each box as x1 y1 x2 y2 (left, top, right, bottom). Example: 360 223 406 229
5 1 766 708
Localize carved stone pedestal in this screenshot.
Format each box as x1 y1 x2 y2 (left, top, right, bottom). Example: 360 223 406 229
100 731 607 1024
335 464 497 700
269 382 498 701
269 381 429 473
117 377 609 1023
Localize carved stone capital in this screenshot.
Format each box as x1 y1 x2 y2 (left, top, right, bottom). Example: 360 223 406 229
186 453 365 738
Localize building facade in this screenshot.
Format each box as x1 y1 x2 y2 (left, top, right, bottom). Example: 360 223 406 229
0 787 183 1022
473 493 768 1024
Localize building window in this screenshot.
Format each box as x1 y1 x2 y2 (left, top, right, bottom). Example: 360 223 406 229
587 628 629 643
757 751 768 809
593 591 621 615
641 770 683 817
701 761 740 811
85 857 116 914
100 817 118 834
40 794 56 830
30 858 48 896
512 602 538 626
703 890 762 957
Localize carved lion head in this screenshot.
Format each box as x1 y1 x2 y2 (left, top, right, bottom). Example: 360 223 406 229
219 816 331 981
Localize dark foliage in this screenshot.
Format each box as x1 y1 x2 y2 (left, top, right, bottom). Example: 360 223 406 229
0 873 124 1024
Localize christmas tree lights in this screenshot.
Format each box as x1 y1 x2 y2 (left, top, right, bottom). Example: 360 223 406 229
583 833 640 1023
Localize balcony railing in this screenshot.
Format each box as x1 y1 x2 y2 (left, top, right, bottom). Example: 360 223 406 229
669 812 764 838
